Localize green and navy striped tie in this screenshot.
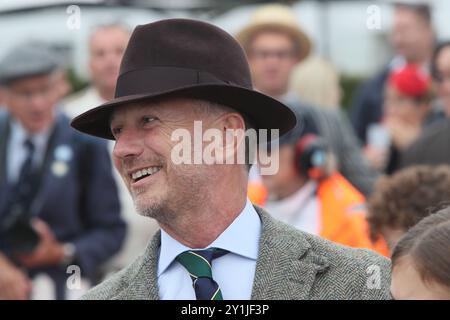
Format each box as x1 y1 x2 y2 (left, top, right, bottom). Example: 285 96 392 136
176 247 228 300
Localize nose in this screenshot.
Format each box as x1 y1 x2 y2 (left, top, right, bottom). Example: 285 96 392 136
29 92 50 112
113 128 144 160
265 54 282 65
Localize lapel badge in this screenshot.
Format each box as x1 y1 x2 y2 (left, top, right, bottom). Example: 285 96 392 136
51 161 69 177
52 145 72 178
54 145 73 162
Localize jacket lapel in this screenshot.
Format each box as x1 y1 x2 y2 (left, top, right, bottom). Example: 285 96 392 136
113 230 161 300
110 205 330 300
28 115 65 217
251 206 330 300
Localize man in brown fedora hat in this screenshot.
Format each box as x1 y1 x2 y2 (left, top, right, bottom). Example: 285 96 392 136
72 18 390 300
237 4 378 197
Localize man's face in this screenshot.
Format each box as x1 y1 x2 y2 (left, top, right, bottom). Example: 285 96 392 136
110 98 223 222
247 31 299 97
390 7 433 62
89 27 129 94
434 46 450 116
1 73 59 133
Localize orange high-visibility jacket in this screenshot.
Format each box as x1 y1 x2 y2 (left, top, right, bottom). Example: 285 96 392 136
318 173 376 250
247 180 268 207
248 173 389 256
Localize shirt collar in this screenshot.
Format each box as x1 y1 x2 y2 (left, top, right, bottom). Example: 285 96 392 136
157 198 261 276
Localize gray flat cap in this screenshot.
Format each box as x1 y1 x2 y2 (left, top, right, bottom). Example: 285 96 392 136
0 43 60 85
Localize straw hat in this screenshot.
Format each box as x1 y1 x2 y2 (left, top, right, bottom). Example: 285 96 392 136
236 4 312 61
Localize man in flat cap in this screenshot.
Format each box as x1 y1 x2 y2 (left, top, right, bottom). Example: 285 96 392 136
72 19 391 300
0 43 126 299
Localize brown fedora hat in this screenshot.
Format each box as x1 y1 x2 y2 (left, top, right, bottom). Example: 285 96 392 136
71 18 296 140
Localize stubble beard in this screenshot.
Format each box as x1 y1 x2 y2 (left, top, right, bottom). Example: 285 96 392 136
131 164 211 226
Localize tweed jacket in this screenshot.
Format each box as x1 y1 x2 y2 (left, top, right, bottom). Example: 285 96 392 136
82 206 391 300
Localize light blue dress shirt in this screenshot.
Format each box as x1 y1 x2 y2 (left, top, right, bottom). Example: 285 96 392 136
158 198 261 300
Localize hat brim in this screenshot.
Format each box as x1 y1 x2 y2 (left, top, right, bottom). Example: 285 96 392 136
70 84 297 141
236 23 312 62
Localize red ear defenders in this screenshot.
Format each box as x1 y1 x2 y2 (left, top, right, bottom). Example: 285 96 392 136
294 134 330 180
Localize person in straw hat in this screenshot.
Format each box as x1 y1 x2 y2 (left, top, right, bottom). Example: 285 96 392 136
71 18 391 300
236 4 311 99
237 4 378 198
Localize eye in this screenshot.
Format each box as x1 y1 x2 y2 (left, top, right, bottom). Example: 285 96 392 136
111 126 123 137
142 116 158 126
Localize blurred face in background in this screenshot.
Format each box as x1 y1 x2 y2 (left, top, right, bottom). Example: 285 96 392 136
390 6 434 63
1 73 59 133
434 46 450 117
261 144 306 200
391 256 450 300
383 85 429 125
53 69 71 100
247 31 299 98
89 26 130 100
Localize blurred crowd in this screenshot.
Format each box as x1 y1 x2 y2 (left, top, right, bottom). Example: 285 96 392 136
0 1 449 300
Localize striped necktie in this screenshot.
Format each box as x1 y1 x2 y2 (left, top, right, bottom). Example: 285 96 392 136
176 247 228 300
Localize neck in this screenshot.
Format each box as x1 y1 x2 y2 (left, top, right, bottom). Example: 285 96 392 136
275 176 308 200
159 167 248 248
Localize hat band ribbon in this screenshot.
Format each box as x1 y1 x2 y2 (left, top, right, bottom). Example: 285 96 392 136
115 66 242 98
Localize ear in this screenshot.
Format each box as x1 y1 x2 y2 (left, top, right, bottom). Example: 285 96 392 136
219 112 247 165
221 112 245 131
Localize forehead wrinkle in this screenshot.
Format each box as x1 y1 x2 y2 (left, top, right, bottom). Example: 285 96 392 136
110 97 224 129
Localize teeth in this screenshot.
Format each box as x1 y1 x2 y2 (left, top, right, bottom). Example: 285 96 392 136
131 167 160 181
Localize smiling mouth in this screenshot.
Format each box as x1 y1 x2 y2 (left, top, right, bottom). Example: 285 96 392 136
130 166 162 183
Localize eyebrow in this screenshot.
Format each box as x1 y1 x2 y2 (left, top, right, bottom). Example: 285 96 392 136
109 105 161 126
